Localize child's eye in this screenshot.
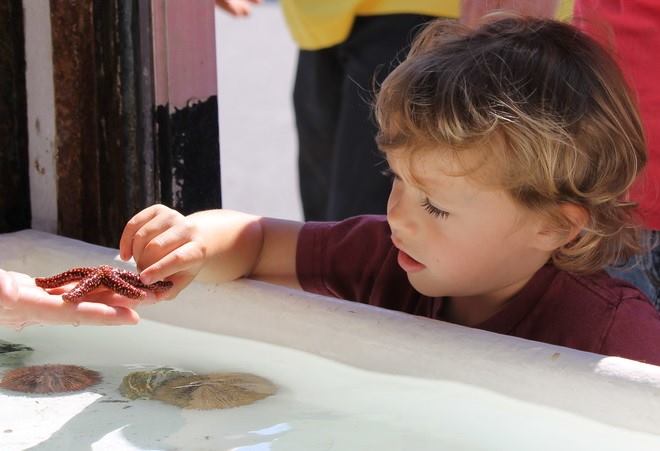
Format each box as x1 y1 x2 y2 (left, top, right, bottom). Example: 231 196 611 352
421 198 449 219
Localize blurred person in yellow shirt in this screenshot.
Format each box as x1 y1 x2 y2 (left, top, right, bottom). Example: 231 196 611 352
216 1 567 221
219 0 458 221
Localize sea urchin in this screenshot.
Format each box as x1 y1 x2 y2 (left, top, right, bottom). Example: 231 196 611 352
0 364 101 394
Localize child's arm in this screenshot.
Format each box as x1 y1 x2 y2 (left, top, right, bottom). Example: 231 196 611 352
119 204 302 299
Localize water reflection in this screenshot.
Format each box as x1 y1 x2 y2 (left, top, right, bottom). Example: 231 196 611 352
250 423 292 436
21 366 184 450
16 364 288 450
232 442 273 451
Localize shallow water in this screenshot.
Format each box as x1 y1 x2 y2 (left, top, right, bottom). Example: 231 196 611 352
0 320 658 451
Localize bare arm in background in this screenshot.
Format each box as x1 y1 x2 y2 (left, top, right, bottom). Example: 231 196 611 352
215 0 262 17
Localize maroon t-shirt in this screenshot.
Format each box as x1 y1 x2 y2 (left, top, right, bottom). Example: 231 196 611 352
296 215 660 366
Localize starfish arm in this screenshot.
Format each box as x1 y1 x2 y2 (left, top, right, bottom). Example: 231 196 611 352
116 269 173 292
104 273 147 299
37 265 171 302
62 272 104 302
114 269 142 285
147 280 174 292
35 267 96 288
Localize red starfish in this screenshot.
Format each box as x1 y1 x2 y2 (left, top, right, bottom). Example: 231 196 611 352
35 265 173 302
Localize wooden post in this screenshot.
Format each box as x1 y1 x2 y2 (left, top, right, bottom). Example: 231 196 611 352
46 0 220 246
152 0 222 215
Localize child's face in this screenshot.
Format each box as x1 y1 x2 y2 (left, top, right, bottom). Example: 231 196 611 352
386 151 553 303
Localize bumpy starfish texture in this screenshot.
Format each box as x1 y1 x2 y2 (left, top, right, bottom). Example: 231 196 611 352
35 265 173 302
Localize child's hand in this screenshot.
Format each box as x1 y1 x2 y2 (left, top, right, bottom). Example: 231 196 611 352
215 0 262 17
119 204 207 300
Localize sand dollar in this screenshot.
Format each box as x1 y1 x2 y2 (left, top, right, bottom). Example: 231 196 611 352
119 367 195 400
152 372 277 410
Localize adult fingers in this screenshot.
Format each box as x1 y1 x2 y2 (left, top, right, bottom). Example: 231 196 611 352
0 269 19 308
71 302 141 325
9 294 140 326
69 288 146 309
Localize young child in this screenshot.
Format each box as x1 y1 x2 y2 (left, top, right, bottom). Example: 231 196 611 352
119 16 660 365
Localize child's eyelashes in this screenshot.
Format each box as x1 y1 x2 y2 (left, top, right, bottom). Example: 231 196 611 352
421 198 449 219
382 166 448 219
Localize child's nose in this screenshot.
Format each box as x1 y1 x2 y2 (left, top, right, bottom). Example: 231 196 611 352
387 181 416 233
386 179 402 215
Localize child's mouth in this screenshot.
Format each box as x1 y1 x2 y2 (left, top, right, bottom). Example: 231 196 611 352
396 249 426 273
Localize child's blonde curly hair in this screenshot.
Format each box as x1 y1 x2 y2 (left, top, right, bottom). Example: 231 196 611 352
375 16 647 273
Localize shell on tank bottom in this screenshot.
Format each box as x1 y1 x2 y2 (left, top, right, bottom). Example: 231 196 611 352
0 364 101 394
151 372 277 410
119 367 196 400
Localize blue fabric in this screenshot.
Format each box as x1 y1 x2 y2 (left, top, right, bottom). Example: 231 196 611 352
607 231 660 310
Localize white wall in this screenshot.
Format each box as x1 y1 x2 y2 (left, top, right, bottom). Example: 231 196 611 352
23 0 58 233
215 2 302 220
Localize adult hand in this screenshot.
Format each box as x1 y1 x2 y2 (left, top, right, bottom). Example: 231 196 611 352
215 0 262 17
461 0 559 28
0 268 139 329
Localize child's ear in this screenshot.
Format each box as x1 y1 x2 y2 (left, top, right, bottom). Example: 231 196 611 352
533 203 589 251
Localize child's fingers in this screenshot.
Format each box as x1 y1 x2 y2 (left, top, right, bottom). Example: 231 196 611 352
128 211 185 268
120 204 181 261
137 223 197 272
139 241 203 285
149 272 195 300
119 205 163 260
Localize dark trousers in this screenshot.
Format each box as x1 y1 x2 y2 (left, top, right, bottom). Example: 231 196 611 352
293 14 435 221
